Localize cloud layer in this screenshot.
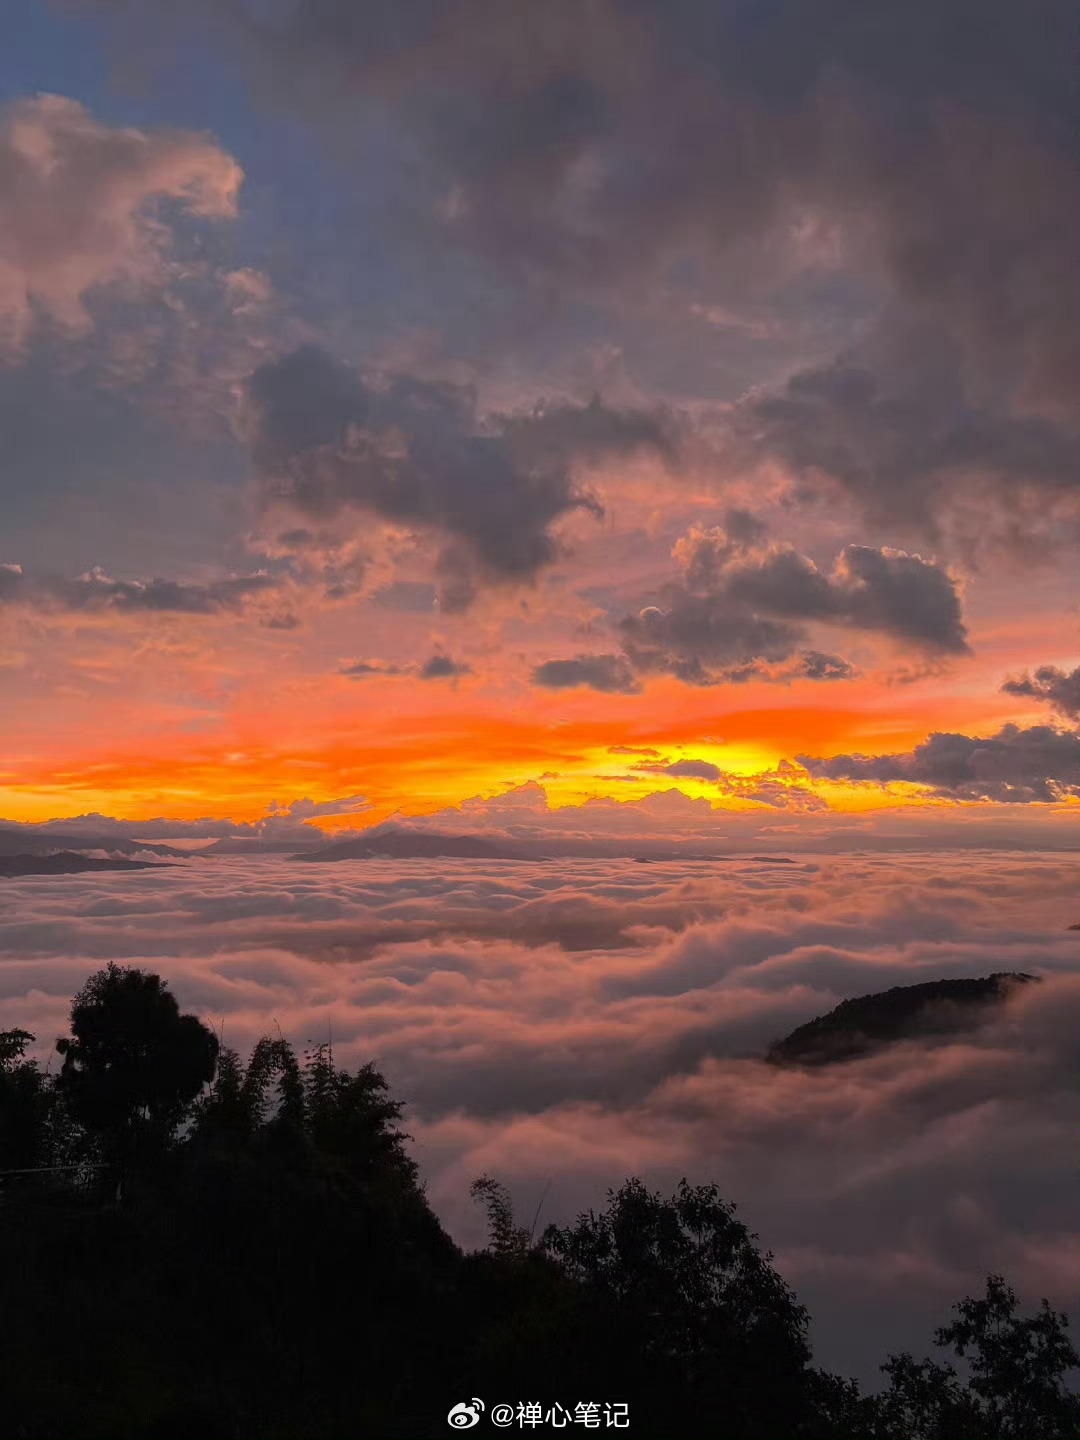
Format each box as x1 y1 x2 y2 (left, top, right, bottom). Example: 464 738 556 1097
2 848 1078 1382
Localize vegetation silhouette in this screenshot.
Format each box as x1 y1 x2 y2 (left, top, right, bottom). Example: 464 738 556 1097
1 965 1077 1438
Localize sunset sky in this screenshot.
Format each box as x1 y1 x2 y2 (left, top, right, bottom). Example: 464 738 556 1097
1 0 1079 840
3 1 1080 1390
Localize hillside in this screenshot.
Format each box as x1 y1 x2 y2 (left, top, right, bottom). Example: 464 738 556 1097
0 828 185 859
766 973 1039 1067
0 852 170 877
297 827 527 861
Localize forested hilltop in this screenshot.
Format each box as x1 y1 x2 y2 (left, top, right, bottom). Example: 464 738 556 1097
1 965 1076 1439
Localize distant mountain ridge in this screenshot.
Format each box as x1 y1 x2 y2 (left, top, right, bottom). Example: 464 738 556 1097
0 827 186 858
766 972 1039 1067
295 823 799 864
297 828 527 861
0 852 171 877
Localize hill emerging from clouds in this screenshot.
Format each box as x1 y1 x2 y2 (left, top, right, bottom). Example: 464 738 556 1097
296 827 529 862
766 973 1039 1067
290 804 806 864
0 827 186 859
0 851 170 876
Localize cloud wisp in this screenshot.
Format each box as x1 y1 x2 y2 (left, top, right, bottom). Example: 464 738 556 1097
0 563 278 616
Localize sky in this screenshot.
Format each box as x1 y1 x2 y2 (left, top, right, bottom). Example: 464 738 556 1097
2 0 1080 1387
0 0 1078 836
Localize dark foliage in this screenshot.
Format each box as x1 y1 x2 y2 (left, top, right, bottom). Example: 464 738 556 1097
56 963 219 1163
1 965 1076 1439
869 1276 1080 1439
0 1026 86 1172
539 1177 817 1437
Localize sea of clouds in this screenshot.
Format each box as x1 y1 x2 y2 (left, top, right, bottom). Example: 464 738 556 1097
2 849 1078 1383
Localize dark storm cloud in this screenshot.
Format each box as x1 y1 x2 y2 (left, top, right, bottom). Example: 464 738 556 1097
157 1 1076 312
828 545 967 649
533 519 962 693
651 759 722 782
725 352 1080 535
54 571 277 614
798 724 1080 803
337 653 470 681
339 659 403 679
243 345 673 601
0 563 277 615
419 653 471 680
80 0 1080 556
124 0 1080 396
370 580 439 613
620 600 802 687
531 653 640 694
1002 664 1080 722
609 522 966 688
799 651 856 681
718 539 968 651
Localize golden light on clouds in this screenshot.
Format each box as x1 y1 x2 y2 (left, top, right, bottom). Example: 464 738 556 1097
0 665 1026 827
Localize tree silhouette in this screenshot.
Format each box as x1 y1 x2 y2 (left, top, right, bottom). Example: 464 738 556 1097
545 1178 810 1365
301 1042 418 1189
0 1027 85 1171
0 1028 48 1169
55 964 218 1163
195 1036 419 1183
471 1174 532 1259
541 1178 816 1435
0 1027 35 1067
872 1275 1080 1439
3 966 1077 1440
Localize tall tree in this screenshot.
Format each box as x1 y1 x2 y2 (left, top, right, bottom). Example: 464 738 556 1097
55 964 218 1163
543 1178 817 1437
872 1274 1080 1439
0 1028 48 1170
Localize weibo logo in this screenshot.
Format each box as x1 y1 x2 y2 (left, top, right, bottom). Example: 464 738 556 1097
447 1398 485 1429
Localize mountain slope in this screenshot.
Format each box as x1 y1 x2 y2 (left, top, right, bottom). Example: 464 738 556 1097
298 827 526 861
766 973 1039 1067
0 828 186 858
0 852 171 877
